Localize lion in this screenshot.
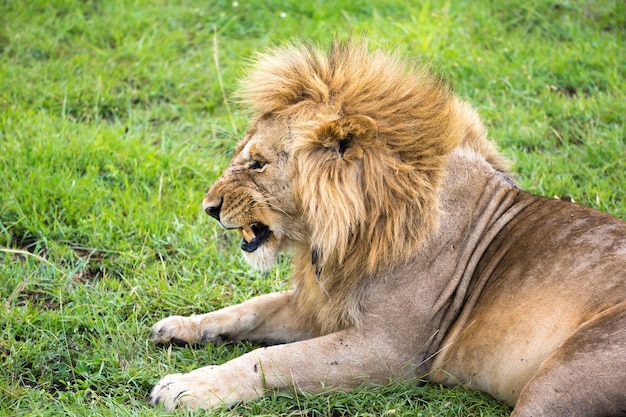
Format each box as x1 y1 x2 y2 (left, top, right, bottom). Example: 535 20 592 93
147 40 626 415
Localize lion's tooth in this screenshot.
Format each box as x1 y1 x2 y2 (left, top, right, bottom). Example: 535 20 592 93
240 225 256 243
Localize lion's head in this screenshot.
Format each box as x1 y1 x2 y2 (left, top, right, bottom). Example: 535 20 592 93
203 40 503 334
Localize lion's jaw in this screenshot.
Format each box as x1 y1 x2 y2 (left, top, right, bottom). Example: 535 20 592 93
202 192 283 272
202 117 305 271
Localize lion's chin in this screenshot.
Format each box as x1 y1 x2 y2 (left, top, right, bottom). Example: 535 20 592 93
235 223 280 271
241 242 279 271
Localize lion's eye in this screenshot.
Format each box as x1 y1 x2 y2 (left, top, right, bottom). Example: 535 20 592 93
248 160 266 170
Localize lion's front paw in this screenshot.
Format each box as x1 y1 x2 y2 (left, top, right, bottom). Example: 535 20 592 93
150 313 235 346
149 316 200 346
148 371 216 411
149 373 187 410
148 365 257 411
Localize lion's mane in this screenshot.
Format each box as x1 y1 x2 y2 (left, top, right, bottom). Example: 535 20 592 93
239 40 508 335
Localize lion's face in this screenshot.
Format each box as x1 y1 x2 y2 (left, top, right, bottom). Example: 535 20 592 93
203 115 307 271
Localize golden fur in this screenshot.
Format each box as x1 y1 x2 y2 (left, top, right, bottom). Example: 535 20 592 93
148 40 626 415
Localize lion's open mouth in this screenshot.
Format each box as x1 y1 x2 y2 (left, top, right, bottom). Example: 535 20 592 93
238 223 271 252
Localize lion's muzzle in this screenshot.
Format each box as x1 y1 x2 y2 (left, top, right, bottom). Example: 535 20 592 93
203 196 272 253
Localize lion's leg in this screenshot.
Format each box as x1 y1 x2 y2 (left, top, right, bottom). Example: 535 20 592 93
149 291 312 346
512 303 626 417
149 327 413 411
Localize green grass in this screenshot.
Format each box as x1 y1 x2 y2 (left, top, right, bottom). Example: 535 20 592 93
0 0 624 415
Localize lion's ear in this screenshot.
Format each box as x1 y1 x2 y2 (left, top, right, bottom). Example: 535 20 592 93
316 115 379 161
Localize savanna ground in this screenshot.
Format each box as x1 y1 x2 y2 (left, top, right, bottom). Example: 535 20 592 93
1 1 624 416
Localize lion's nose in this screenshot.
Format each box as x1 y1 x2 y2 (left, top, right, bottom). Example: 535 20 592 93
203 198 222 221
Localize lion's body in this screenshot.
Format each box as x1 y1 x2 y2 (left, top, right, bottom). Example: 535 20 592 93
148 41 626 416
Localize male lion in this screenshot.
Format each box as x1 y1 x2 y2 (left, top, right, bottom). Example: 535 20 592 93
148 40 626 415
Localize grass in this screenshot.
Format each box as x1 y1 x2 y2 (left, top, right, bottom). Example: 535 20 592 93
0 0 624 415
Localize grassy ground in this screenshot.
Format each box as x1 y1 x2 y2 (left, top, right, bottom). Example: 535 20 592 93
1 0 624 416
